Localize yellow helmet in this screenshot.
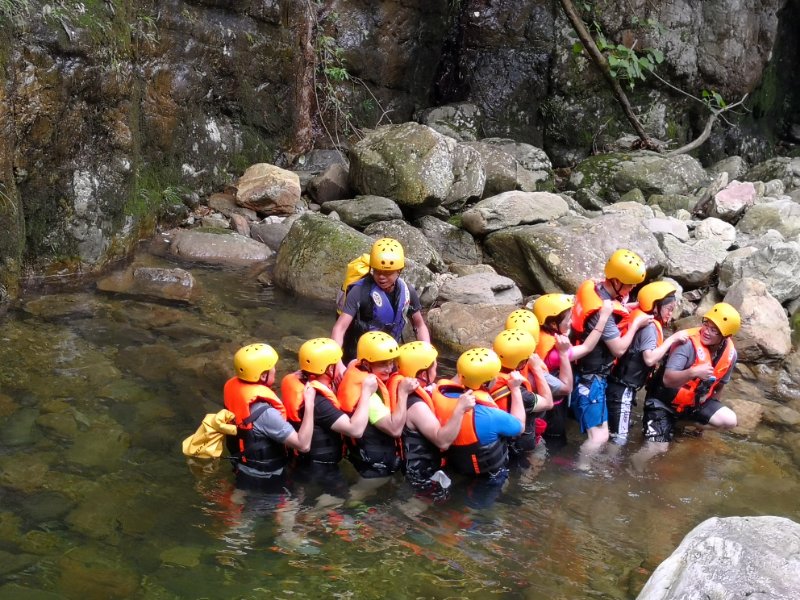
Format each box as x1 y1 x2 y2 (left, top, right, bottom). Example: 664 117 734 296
637 281 677 312
532 294 574 326
298 338 343 375
370 238 405 271
703 303 741 337
233 343 279 382
397 341 438 377
605 249 646 285
457 347 502 390
505 309 540 343
357 331 400 363
493 329 536 370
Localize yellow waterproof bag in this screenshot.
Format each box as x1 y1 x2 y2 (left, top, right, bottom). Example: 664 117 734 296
182 409 237 458
336 253 371 314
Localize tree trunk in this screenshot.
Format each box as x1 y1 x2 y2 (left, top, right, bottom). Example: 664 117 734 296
558 0 650 145
286 0 316 163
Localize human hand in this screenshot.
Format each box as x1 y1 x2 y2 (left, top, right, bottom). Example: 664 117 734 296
398 377 420 394
633 314 654 329
528 353 547 373
669 331 689 345
599 299 614 319
303 383 316 407
508 371 524 390
457 390 476 412
555 334 571 354
692 364 715 381
362 374 378 396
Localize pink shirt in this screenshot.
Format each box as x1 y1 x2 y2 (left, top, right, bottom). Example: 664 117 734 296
545 346 573 372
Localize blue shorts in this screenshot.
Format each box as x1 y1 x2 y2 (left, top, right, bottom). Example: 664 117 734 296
571 376 609 433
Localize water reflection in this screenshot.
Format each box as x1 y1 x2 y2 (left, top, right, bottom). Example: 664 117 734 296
0 253 798 599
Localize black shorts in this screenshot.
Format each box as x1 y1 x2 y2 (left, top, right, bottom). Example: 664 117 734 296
606 380 637 443
642 398 725 442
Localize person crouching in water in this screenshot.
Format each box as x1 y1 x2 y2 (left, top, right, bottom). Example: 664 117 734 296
633 303 740 471
605 281 688 447
337 331 413 480
490 328 554 453
281 338 376 497
433 348 524 483
531 294 614 449
224 343 315 490
388 341 475 495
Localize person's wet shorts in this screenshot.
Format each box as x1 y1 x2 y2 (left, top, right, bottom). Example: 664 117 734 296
684 398 724 424
571 376 608 433
643 398 725 442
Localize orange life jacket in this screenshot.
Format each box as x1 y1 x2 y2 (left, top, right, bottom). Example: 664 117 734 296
223 377 286 427
281 372 345 464
651 328 736 413
222 377 287 470
432 381 507 476
281 372 341 422
535 330 557 361
571 280 630 376
336 364 400 477
488 370 533 412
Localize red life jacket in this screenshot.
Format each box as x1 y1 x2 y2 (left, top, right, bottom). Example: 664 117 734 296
666 329 735 413
431 381 507 476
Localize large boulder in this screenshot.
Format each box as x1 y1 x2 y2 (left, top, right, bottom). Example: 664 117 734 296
414 216 482 265
96 266 196 303
737 198 800 239
746 156 800 191
723 278 793 362
659 235 729 288
718 241 800 303
426 302 511 353
709 180 757 222
570 152 708 203
165 230 272 266
637 516 800 600
437 273 522 305
273 213 436 305
461 191 569 236
235 163 302 216
321 195 403 229
348 122 484 209
484 213 665 294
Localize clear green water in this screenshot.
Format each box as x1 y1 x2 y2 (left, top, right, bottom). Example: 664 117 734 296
0 254 798 599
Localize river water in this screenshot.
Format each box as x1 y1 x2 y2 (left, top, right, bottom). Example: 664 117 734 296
0 251 798 599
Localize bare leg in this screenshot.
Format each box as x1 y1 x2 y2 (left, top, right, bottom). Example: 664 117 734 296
576 422 609 471
630 441 669 473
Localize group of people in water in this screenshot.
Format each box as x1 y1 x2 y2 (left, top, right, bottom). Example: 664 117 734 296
221 238 740 494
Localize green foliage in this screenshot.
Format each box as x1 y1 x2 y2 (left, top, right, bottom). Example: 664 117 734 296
701 89 727 111
590 23 664 89
129 166 187 219
0 0 32 28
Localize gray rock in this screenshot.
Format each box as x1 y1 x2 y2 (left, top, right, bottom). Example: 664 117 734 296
443 143 486 210
250 215 299 252
647 193 696 214
320 195 403 229
437 273 522 305
96 266 196 303
427 302 511 353
661 235 729 287
601 201 655 220
207 192 258 221
166 230 272 266
724 278 792 361
348 123 457 208
707 155 747 181
746 156 800 191
307 163 352 204
737 198 800 239
461 191 569 236
484 213 664 294
416 103 482 142
718 241 800 303
693 217 737 249
464 141 551 197
637 516 800 600
643 217 690 242
414 216 482 265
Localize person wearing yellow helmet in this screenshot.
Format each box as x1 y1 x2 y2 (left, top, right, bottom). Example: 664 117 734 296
388 341 475 493
336 331 415 478
331 238 430 374
490 328 554 452
223 343 316 488
570 249 654 469
637 302 740 464
431 348 524 480
605 281 689 446
281 338 376 468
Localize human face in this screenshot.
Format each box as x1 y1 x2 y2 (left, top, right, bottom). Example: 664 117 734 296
656 301 676 325
558 310 571 335
368 358 396 381
372 269 400 292
700 318 724 347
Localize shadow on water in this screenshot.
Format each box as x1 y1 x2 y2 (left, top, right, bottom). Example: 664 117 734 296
0 252 798 599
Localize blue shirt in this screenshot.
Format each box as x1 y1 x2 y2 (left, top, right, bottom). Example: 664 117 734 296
473 405 523 445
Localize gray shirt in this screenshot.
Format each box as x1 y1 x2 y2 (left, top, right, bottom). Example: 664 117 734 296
237 405 294 478
666 339 737 384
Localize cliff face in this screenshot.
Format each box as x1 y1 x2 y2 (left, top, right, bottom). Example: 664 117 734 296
0 0 796 303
